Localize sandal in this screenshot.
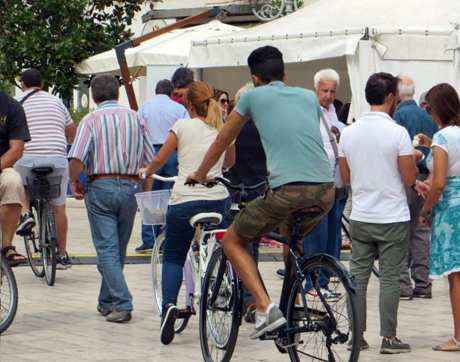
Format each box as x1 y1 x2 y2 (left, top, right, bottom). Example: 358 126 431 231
1 245 27 267
432 337 460 351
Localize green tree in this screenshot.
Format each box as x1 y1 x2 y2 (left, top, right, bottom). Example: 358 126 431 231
0 0 159 103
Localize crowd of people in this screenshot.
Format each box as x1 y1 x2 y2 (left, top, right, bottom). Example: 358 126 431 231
0 44 459 355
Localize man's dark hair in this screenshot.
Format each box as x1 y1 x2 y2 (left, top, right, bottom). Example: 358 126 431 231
155 79 174 96
21 69 42 88
247 46 284 83
90 74 119 103
171 67 194 89
365 72 400 106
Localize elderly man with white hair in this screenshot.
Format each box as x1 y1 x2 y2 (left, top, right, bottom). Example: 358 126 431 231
393 75 439 300
298 69 346 297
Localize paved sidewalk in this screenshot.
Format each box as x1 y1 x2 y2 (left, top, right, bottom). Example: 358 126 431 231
2 199 457 361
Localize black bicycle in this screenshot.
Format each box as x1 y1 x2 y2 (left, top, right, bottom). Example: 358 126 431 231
0 253 19 334
341 215 379 278
22 167 60 286
199 178 360 362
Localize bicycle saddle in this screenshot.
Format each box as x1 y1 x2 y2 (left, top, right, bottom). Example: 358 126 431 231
31 167 53 176
189 213 222 228
292 206 324 221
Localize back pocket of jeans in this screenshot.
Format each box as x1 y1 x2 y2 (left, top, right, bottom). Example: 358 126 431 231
87 189 114 213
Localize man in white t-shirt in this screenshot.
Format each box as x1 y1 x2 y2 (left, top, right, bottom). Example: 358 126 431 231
338 72 418 354
14 69 76 270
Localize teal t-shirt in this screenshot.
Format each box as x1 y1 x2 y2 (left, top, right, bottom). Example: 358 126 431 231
234 81 332 189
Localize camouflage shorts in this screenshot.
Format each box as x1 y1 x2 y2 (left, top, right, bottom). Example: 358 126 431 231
232 182 335 242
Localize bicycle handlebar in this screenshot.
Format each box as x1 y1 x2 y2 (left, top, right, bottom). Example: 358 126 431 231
185 176 267 192
141 173 177 182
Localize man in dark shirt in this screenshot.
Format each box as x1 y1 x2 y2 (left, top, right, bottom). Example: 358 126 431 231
0 91 31 265
394 76 438 300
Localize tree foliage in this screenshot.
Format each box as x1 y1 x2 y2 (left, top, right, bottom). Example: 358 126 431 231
0 0 159 103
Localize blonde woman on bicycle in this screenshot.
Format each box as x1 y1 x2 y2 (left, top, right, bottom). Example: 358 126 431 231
139 81 235 346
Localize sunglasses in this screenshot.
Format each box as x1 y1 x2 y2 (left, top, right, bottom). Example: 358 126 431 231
220 98 229 105
425 106 432 115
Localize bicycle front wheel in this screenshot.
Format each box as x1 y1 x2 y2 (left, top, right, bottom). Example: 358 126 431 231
24 201 44 278
285 256 360 362
1 254 19 334
199 248 240 362
42 205 57 286
151 231 189 333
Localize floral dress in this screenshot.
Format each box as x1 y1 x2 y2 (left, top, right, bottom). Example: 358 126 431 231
426 126 460 278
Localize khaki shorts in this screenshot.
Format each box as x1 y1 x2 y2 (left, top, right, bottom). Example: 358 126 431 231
0 168 25 206
232 182 335 242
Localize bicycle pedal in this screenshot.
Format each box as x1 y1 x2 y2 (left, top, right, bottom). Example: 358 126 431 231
259 332 279 341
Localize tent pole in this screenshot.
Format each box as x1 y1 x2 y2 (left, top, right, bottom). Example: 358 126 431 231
116 7 221 110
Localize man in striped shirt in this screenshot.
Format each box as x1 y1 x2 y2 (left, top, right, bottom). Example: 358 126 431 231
14 69 77 270
68 74 155 323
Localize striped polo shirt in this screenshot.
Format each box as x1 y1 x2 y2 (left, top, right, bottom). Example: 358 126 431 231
15 90 73 157
68 101 156 176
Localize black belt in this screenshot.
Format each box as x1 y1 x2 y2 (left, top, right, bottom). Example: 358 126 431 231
152 144 163 147
285 181 324 186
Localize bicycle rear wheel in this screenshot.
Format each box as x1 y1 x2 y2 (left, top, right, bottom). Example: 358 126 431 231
1 254 19 334
23 201 44 278
151 232 189 333
42 205 57 286
200 248 240 362
285 256 360 362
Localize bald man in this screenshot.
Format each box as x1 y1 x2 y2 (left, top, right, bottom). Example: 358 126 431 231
394 75 438 300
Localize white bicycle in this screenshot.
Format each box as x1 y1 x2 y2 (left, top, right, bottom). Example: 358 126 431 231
136 174 228 334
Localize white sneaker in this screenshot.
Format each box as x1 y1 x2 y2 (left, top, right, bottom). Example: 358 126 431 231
307 287 341 301
250 303 286 339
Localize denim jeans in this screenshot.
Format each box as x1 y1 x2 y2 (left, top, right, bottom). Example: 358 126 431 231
85 180 139 311
141 146 178 247
302 201 338 290
161 198 230 308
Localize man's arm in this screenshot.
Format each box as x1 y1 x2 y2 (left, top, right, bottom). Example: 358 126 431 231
65 123 77 143
338 157 351 185
398 155 418 186
1 140 24 170
189 111 247 183
68 158 85 200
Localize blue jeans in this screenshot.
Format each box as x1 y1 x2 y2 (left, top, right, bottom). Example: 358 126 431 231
85 180 139 311
141 146 178 247
302 201 338 289
161 198 230 308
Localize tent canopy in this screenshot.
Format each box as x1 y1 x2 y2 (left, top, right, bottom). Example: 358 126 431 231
188 0 460 68
75 20 242 75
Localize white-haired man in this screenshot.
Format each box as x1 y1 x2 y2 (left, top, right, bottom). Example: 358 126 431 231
394 75 439 300
300 69 345 296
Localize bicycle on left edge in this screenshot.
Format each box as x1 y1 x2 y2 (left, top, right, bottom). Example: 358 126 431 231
0 253 19 334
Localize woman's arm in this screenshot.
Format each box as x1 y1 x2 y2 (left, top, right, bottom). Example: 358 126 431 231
139 131 178 178
419 146 448 225
223 144 236 169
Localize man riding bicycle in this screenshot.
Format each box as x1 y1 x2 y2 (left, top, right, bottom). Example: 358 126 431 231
187 45 335 339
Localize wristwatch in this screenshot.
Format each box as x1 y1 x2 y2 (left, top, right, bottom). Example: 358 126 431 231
68 178 79 185
410 179 420 189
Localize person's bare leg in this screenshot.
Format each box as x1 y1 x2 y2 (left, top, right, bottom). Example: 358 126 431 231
53 204 68 257
222 226 271 312
433 272 460 350
20 188 30 214
451 272 460 342
1 204 25 261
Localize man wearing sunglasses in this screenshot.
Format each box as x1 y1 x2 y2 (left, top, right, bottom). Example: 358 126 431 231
393 75 439 301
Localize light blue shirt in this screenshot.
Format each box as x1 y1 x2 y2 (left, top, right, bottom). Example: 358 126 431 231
234 81 332 189
139 94 190 144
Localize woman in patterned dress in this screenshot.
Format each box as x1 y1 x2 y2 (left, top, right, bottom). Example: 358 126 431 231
418 83 460 352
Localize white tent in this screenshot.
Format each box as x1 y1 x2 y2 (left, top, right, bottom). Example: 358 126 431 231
75 20 243 75
188 0 460 121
